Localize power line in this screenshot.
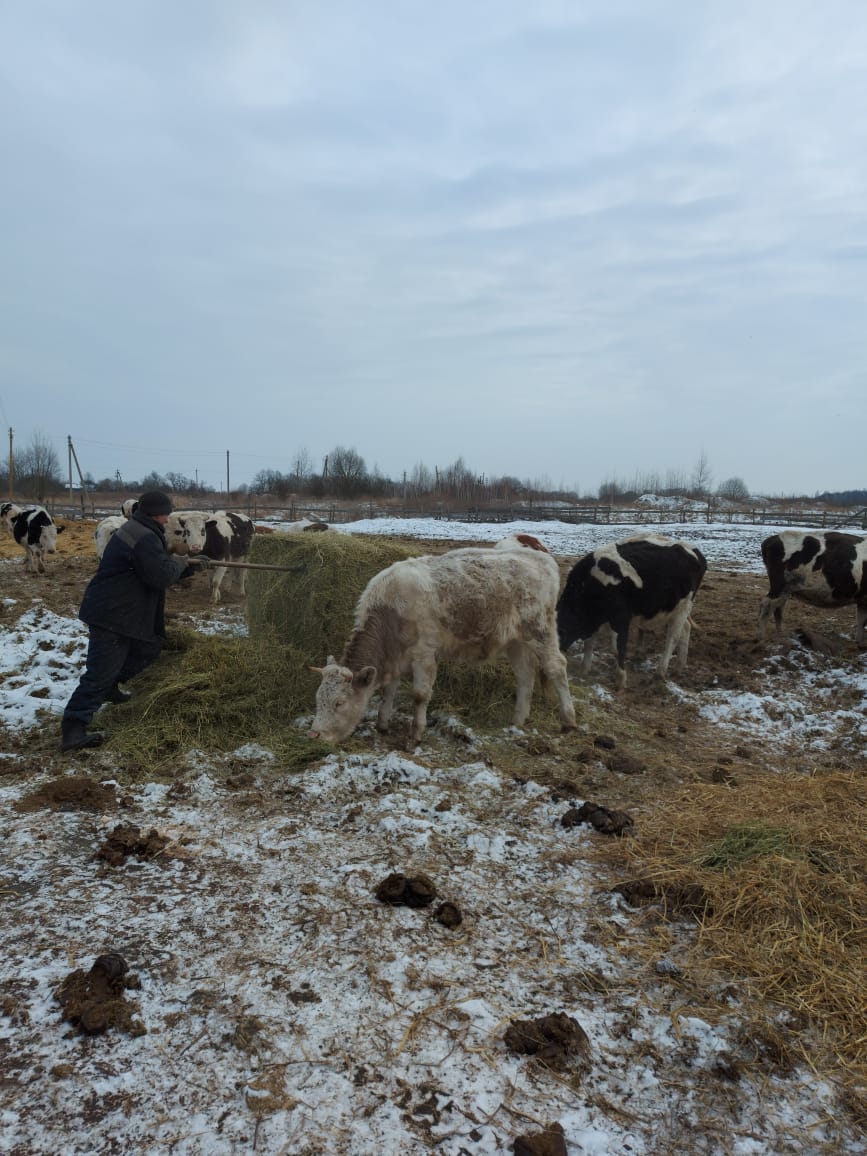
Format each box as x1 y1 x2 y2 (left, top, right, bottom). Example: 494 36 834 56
38 434 284 463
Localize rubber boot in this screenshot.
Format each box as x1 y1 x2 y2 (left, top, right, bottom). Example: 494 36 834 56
61 719 105 752
105 684 132 704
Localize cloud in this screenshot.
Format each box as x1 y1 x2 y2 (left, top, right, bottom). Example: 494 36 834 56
1 1 866 493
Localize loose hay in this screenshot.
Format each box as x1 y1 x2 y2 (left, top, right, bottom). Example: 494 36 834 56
589 768 867 1101
103 627 330 773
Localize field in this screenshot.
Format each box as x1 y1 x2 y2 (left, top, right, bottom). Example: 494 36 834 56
0 517 865 1155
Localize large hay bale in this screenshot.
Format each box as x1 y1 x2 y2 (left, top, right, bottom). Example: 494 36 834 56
246 531 420 661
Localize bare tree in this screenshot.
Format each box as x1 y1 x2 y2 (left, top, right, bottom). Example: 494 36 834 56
691 450 713 497
140 470 168 491
328 445 367 497
16 431 62 501
166 471 193 492
717 476 750 502
598 477 622 503
664 468 689 496
291 446 313 490
408 461 434 497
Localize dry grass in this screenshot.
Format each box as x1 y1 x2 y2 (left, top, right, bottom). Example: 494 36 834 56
589 767 867 1109
102 627 331 775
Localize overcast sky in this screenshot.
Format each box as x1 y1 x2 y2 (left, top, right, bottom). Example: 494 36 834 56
1 1 865 497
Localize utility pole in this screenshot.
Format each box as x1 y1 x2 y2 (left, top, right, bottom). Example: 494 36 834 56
7 427 13 498
67 436 91 515
226 450 230 503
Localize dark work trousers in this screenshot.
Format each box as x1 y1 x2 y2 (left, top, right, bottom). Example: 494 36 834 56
63 626 163 725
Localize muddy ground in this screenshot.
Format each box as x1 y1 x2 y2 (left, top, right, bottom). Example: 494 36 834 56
1 519 865 1154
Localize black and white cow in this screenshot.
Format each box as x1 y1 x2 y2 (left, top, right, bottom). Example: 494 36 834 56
121 499 139 517
557 533 707 688
758 530 867 644
0 502 64 573
165 510 256 602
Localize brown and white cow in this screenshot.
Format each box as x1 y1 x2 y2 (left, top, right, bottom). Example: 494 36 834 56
758 530 867 644
557 533 707 689
94 514 126 560
0 503 64 573
165 510 256 602
493 532 550 553
309 540 577 745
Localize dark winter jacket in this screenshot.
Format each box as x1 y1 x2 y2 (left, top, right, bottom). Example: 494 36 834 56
78 511 194 641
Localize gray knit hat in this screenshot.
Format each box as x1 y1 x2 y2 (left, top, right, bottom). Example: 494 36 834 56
137 490 173 517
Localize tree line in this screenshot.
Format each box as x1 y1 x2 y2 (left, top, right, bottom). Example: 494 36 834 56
3 431 863 508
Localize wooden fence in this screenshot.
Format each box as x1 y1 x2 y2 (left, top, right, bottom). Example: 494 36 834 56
39 498 867 531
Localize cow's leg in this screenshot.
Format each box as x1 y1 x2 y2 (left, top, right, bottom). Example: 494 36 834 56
534 642 577 731
660 600 693 677
613 622 630 690
675 614 693 671
209 565 227 603
505 641 535 726
855 603 867 646
409 655 437 743
377 680 399 732
579 629 601 678
758 593 786 640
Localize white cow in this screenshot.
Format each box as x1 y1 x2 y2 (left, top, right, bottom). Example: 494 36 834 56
309 540 577 744
94 515 126 560
282 517 331 534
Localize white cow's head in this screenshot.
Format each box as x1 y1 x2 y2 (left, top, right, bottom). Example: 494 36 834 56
165 511 207 555
308 656 377 743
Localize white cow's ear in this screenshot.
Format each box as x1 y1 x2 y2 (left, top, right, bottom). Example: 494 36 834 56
353 666 377 689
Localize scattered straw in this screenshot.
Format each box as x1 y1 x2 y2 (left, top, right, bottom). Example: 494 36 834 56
589 768 867 1100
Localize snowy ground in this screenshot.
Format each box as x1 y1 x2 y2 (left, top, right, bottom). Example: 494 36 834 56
1 519 865 1154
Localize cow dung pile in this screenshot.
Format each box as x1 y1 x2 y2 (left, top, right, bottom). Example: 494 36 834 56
245 530 570 732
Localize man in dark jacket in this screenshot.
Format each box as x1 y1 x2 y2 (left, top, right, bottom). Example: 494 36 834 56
61 490 208 752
